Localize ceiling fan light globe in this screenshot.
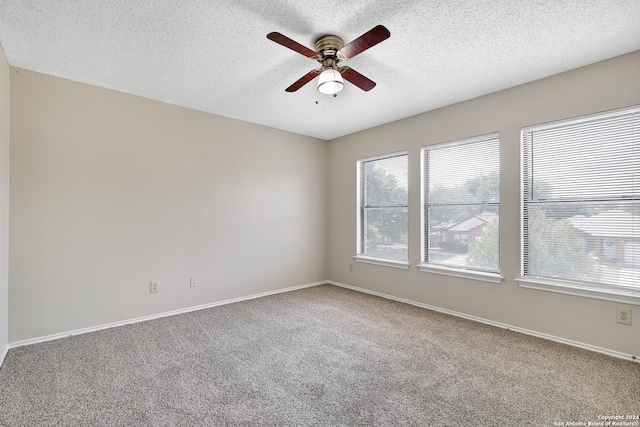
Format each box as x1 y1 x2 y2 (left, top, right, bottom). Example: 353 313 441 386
317 69 344 95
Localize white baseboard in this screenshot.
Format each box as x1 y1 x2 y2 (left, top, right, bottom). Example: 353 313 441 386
8 281 326 350
327 280 639 364
7 279 638 365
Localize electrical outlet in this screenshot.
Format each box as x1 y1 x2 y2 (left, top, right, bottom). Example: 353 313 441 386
616 308 632 325
190 276 197 287
150 281 159 293
349 263 354 272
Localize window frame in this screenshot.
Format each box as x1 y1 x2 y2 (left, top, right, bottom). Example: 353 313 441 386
517 105 640 306
419 133 503 283
355 151 410 269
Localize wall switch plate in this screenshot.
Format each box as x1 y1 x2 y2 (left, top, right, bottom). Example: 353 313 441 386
616 308 632 325
190 276 197 287
150 281 159 293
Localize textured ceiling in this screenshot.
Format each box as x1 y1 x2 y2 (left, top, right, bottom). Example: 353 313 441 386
1 1 639 140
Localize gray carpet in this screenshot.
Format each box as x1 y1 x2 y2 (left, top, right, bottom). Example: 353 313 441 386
0 284 638 426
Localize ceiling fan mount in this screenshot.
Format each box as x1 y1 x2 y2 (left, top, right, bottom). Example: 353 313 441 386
267 25 390 94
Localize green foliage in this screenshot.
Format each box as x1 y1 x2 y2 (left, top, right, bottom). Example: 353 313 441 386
365 165 407 206
463 171 500 203
526 207 596 279
364 166 408 259
429 172 499 225
529 179 552 200
429 185 474 224
467 222 499 270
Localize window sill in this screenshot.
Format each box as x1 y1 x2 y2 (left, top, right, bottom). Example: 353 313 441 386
516 276 640 306
353 255 410 270
418 264 503 283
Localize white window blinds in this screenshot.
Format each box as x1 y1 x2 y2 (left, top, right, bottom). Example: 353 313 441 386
522 106 639 296
359 153 408 261
423 133 500 273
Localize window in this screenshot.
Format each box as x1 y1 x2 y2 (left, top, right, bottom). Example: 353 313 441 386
420 133 501 282
356 152 409 268
519 106 639 304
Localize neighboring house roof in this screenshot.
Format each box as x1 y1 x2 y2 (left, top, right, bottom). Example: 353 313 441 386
432 220 457 232
476 212 499 224
568 210 639 238
448 212 498 233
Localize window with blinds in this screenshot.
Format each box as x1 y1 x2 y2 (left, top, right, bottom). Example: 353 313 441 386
422 133 500 275
357 152 408 263
521 106 639 299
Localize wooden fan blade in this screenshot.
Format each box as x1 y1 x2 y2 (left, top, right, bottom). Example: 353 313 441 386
340 67 376 91
285 69 320 92
339 25 390 59
267 32 318 59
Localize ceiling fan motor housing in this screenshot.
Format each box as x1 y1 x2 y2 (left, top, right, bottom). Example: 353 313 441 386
315 35 346 66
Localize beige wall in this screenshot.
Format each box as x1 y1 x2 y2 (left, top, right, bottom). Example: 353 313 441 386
326 51 640 356
0 45 9 360
9 70 326 342
6 50 639 357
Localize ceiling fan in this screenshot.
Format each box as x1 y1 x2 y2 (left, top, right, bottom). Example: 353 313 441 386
267 25 390 95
